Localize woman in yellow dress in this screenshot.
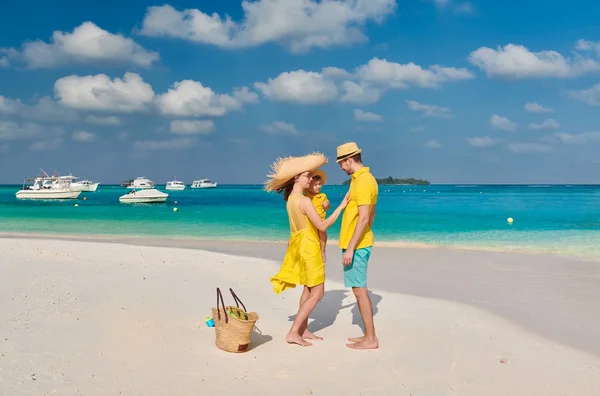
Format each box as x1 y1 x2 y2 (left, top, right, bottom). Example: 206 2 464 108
265 152 349 347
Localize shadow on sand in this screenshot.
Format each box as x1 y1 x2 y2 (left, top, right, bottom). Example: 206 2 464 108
288 289 383 334
251 326 273 350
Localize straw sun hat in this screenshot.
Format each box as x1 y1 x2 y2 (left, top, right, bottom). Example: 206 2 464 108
264 152 328 192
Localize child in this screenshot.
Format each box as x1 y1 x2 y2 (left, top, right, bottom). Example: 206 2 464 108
306 169 330 263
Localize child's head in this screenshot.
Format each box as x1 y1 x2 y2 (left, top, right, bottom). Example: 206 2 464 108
308 175 323 194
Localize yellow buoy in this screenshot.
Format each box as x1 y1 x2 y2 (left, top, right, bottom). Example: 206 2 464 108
507 217 513 224
173 207 178 212
83 196 87 201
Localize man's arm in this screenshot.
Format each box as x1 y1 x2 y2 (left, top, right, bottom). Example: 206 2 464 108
368 204 376 228
346 204 371 252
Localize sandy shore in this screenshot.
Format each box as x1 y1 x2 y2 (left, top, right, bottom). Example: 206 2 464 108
1 236 599 395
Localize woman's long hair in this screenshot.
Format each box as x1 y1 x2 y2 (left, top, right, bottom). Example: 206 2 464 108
276 178 296 201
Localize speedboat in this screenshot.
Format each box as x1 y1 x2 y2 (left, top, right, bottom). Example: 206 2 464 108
55 175 99 192
119 188 168 203
126 177 155 189
191 178 217 188
16 174 81 199
71 179 99 192
166 179 186 191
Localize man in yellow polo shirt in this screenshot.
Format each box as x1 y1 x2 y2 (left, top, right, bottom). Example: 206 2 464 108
336 141 379 350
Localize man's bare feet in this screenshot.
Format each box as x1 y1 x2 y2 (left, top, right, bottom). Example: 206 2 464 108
346 337 378 350
302 330 323 340
348 335 365 343
286 333 312 347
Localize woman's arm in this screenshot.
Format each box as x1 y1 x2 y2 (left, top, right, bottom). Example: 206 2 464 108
300 193 348 232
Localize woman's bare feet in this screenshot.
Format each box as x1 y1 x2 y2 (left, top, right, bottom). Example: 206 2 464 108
348 335 364 343
346 337 378 350
302 330 323 340
286 333 312 347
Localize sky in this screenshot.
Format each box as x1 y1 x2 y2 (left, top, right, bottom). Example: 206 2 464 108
1 0 600 185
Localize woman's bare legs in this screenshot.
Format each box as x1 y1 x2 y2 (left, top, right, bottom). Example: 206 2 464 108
297 286 324 340
286 283 325 346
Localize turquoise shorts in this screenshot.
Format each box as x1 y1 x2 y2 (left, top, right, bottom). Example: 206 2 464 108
342 247 372 288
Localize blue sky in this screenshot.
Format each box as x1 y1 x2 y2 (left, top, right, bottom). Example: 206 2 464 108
1 0 600 184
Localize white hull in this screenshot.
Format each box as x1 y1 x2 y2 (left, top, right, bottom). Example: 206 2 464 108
126 185 154 189
165 186 186 191
191 183 217 189
16 190 81 199
119 196 168 203
119 188 168 204
71 182 99 192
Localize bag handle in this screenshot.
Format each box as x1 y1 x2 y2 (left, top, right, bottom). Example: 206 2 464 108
216 287 228 324
229 288 247 312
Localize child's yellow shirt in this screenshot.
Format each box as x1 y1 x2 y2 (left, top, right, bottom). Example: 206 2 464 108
306 192 328 220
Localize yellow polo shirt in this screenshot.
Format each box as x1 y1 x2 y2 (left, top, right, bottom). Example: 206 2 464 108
339 167 378 250
306 192 328 219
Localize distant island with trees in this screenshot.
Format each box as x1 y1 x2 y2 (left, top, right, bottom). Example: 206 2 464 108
342 176 430 185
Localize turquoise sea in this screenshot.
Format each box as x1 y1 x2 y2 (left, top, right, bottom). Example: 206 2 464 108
1 184 600 261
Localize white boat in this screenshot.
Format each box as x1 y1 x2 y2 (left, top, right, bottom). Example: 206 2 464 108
71 179 99 192
16 174 81 200
119 188 168 203
55 175 99 192
166 179 186 191
191 178 217 189
126 177 155 189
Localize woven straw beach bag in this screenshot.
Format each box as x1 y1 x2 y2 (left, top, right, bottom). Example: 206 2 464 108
211 288 259 353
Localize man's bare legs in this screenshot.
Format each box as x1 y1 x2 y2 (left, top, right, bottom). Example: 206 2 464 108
347 287 378 349
286 283 325 346
297 286 323 340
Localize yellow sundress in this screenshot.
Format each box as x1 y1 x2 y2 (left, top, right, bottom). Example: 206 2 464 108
270 193 325 294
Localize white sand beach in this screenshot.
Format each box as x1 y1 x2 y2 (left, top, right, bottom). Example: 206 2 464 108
1 236 599 396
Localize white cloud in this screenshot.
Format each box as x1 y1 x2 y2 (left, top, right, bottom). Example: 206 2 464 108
490 114 516 132
529 118 559 130
339 81 382 104
570 83 600 106
354 109 383 122
54 72 155 112
356 58 474 89
469 43 600 79
259 121 298 135
467 136 499 147
508 142 552 153
0 95 78 123
170 120 215 135
409 126 425 132
133 137 195 151
553 131 600 144
575 39 600 56
8 22 158 69
30 137 63 152
431 0 475 14
321 67 353 79
255 70 338 104
424 139 441 148
156 80 257 116
0 121 63 141
85 115 121 125
0 57 8 68
117 132 129 141
138 1 397 53
72 130 97 142
524 102 553 113
406 100 452 118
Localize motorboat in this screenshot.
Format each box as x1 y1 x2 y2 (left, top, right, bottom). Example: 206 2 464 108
55 175 99 192
120 179 133 188
16 173 81 199
166 179 186 191
191 178 217 189
119 188 168 203
70 179 99 192
126 177 155 189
